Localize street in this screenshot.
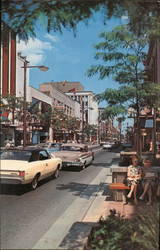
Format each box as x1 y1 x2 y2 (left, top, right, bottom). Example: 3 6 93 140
0 150 117 249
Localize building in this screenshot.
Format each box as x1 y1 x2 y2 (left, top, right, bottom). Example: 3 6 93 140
40 83 81 119
65 91 99 126
1 22 16 96
136 37 160 159
0 22 17 146
44 81 84 93
40 83 81 142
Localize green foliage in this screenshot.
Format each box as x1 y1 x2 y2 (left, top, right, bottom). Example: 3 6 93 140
100 106 126 120
87 24 147 83
88 24 160 121
87 206 159 250
83 124 97 138
1 1 160 40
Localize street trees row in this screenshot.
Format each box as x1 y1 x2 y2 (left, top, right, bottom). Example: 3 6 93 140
87 23 160 153
0 95 81 140
1 95 98 142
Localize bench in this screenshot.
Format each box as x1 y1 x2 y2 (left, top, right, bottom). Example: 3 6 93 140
110 166 160 202
109 183 130 190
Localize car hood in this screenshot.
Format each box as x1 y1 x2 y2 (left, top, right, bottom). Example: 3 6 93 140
54 151 86 161
0 160 28 171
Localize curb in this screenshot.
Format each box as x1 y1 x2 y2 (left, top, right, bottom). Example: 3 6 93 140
59 158 119 249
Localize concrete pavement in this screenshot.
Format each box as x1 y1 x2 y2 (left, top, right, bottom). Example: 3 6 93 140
58 157 158 250
32 152 120 250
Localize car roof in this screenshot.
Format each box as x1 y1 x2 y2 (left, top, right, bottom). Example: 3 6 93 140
3 147 47 152
61 143 87 148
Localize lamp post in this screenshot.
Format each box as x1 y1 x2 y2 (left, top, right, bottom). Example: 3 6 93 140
22 62 49 147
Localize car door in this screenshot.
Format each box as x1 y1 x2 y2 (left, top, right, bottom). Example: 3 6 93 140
27 151 45 182
81 147 93 165
39 150 55 178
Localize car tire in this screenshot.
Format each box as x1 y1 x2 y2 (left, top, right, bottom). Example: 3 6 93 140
30 175 39 190
81 162 86 170
53 168 59 179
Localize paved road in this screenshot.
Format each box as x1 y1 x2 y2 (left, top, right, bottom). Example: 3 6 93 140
0 150 118 249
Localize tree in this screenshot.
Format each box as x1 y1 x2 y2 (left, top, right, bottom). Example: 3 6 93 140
83 124 97 141
87 24 160 152
0 94 26 124
1 0 160 40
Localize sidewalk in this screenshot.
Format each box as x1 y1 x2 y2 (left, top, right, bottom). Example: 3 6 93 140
59 159 158 250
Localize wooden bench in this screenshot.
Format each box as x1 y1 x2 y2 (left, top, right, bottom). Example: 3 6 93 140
109 183 130 190
110 166 160 202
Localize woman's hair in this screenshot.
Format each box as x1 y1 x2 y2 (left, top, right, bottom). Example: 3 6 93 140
131 155 139 161
143 158 152 163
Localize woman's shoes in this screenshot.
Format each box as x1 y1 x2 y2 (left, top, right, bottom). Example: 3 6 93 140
127 193 132 198
139 195 144 200
146 201 152 205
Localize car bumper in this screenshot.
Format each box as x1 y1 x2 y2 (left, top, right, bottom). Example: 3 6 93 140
0 176 24 185
62 161 83 167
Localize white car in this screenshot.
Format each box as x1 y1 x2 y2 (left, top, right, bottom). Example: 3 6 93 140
0 148 62 190
102 143 112 150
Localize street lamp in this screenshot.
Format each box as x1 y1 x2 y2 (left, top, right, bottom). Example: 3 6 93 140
22 61 49 147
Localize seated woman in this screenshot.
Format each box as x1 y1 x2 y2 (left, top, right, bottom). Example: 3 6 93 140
139 158 157 205
127 155 142 205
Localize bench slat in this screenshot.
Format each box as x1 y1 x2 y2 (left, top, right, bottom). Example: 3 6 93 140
109 183 130 190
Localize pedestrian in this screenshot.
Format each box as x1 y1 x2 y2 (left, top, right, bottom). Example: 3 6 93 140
5 140 11 149
139 158 157 205
127 155 142 205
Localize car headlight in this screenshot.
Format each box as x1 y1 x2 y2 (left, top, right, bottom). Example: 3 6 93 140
75 158 82 162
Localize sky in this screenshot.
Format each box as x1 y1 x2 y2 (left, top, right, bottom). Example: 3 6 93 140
17 13 131 131
17 14 127 100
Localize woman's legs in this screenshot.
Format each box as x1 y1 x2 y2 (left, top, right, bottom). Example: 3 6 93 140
133 184 138 204
127 183 138 204
127 184 134 198
146 186 152 205
139 182 150 200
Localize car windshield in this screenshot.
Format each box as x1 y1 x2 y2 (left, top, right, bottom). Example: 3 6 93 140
61 146 82 152
47 148 60 153
0 151 32 161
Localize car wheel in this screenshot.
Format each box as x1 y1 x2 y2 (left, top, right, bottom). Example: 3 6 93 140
54 168 59 179
30 175 39 190
81 162 86 170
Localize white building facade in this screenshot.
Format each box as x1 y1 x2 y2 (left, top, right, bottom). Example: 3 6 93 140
65 91 99 126
40 83 81 119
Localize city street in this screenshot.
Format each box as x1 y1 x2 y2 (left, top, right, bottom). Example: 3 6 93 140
0 150 117 249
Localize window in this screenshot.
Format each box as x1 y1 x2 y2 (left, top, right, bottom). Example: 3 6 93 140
39 151 50 160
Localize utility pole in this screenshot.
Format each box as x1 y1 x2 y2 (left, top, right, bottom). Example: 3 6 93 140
81 100 84 143
22 63 49 147
23 60 27 147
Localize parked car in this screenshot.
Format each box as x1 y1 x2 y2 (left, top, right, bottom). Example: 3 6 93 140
54 143 94 170
0 148 62 190
122 142 133 150
102 142 112 150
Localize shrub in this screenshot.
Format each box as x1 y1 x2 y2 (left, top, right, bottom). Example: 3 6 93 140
86 204 159 250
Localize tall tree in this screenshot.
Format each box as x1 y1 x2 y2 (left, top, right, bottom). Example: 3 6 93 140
1 0 160 40
87 24 160 152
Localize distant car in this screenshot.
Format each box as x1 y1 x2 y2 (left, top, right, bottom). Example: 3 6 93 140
102 142 112 150
0 148 62 190
122 143 132 149
100 141 106 146
54 143 94 170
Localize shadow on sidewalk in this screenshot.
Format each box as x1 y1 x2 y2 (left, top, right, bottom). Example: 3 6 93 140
56 182 101 199
59 221 96 249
